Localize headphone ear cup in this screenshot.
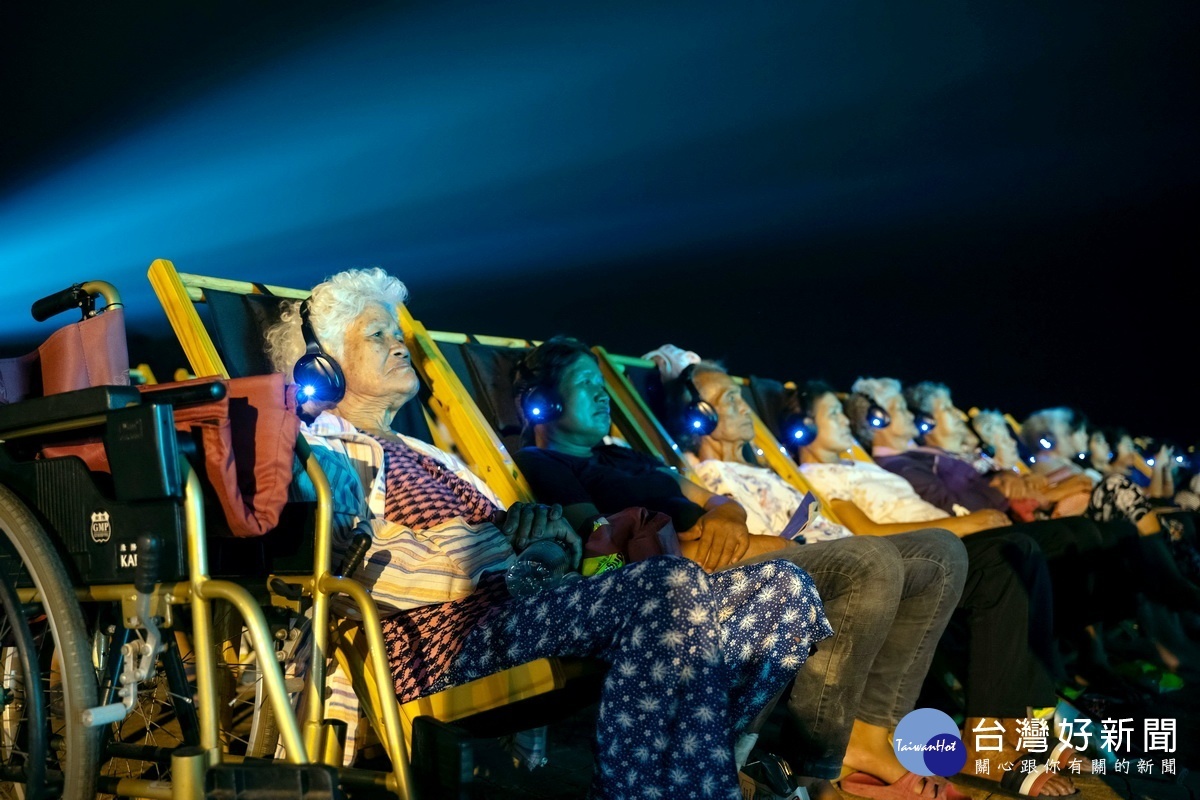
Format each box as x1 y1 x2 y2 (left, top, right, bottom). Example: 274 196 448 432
294 352 346 403
682 398 719 436
782 413 817 447
521 387 564 424
867 402 892 430
914 412 936 442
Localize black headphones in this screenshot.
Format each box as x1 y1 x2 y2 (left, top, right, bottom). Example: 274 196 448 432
519 385 565 425
914 411 937 443
670 364 719 439
856 393 892 431
964 415 996 459
293 298 346 404
512 348 566 425
781 389 817 448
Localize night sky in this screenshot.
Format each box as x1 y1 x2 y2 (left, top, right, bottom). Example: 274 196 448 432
3 1 1198 445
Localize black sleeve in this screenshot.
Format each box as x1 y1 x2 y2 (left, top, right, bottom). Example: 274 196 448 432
513 448 595 507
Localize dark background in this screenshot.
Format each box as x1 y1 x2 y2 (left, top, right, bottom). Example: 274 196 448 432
2 1 1197 444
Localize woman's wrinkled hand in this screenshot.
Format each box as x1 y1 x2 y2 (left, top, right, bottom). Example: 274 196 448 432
679 516 750 572
495 503 583 567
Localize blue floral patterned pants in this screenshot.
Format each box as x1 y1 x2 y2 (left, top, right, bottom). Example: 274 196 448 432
443 556 832 800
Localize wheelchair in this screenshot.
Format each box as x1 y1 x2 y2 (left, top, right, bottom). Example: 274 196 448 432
0 280 417 800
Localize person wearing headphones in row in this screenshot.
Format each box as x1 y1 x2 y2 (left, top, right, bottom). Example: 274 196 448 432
1087 427 1176 500
1020 408 1200 681
894 381 1184 696
510 337 973 800
670 366 1079 797
264 269 834 798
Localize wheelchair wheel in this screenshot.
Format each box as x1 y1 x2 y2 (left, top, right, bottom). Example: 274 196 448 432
1 568 46 799
94 625 199 793
0 484 100 800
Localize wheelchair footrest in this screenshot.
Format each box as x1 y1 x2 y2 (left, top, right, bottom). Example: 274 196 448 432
205 761 345 800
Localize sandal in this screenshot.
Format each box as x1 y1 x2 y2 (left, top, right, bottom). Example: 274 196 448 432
839 771 968 800
999 763 1079 797
1044 741 1092 773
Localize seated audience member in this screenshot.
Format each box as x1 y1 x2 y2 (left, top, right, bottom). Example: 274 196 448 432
1103 428 1176 499
264 269 832 798
791 382 1078 795
881 380 1173 687
509 338 1029 798
663 361 970 800
969 410 1026 473
1020 408 1164 530
906 383 1094 518
894 387 1200 681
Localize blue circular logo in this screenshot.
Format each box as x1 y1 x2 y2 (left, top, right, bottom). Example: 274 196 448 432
892 709 966 777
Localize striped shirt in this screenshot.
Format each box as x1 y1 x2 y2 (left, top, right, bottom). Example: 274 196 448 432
295 411 516 613
289 411 516 762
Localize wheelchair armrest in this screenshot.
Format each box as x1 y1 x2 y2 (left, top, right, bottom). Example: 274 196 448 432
0 385 141 438
139 380 226 407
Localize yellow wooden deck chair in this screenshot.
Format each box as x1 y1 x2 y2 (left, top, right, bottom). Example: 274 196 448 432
147 259 591 772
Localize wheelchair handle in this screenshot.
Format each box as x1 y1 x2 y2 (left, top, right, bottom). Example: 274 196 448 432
337 529 373 580
134 534 163 595
31 280 123 322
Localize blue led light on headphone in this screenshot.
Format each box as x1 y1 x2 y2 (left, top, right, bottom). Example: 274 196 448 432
862 398 891 430
293 298 346 404
672 365 719 439
1038 436 1055 450
520 386 564 424
781 412 817 448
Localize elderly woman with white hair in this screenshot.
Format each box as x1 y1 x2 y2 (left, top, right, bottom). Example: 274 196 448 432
264 268 830 799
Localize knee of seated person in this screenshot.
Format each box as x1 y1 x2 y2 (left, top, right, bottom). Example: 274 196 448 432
993 531 1045 563
917 526 970 568
824 535 904 583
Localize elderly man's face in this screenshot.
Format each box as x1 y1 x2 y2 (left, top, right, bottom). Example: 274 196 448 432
340 303 419 407
546 354 611 447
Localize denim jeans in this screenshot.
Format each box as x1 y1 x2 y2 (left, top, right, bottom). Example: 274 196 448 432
742 529 968 779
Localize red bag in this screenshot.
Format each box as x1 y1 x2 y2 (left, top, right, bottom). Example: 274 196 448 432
581 506 682 576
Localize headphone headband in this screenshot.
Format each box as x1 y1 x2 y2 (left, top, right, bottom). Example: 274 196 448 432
293 296 346 404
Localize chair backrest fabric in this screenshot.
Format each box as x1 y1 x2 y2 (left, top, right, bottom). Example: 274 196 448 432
0 309 130 404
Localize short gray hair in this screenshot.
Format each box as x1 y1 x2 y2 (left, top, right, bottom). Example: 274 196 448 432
846 376 902 447
264 267 409 380
904 381 951 416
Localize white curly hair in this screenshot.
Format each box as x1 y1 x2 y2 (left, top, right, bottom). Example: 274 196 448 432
264 267 409 380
